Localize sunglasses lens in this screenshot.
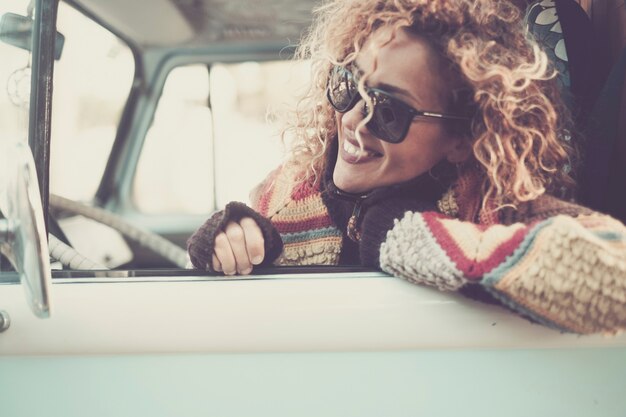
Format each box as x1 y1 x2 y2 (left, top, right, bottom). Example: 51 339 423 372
328 66 357 112
327 66 413 143
366 93 411 143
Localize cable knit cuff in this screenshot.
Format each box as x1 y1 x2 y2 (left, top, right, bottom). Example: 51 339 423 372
187 202 284 272
359 199 437 267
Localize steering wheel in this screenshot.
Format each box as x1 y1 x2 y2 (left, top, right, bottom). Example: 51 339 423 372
48 194 189 269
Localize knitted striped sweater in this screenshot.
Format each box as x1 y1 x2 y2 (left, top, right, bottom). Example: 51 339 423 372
247 164 626 334
252 166 344 266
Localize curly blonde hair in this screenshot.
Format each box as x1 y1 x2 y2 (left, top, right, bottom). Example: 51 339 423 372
282 0 574 209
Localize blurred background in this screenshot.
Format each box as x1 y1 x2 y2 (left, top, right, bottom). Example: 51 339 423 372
1 0 310 215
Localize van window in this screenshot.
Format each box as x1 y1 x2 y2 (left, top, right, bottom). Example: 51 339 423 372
50 2 134 201
131 60 310 214
0 0 33 143
211 60 310 209
133 64 214 214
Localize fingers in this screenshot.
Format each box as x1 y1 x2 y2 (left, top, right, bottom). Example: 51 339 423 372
212 218 265 275
239 217 265 266
224 221 251 274
211 253 222 272
213 231 236 274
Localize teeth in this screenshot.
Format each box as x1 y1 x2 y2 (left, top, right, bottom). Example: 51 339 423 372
343 140 377 157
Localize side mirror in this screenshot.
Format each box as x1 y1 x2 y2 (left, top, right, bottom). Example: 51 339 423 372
0 140 51 319
0 12 64 60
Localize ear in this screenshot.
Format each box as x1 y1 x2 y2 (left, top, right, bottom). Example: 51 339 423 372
445 137 472 164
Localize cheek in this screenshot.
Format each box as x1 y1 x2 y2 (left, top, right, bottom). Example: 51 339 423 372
382 128 450 176
384 147 430 178
384 129 448 165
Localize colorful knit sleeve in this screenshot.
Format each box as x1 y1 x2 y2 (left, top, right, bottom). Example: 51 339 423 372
378 211 626 334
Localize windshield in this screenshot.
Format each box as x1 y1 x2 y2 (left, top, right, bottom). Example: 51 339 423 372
0 0 34 147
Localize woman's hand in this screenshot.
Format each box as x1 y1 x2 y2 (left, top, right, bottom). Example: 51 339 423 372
187 202 283 273
212 217 265 275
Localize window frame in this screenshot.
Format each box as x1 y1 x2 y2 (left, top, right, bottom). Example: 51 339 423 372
29 0 60 232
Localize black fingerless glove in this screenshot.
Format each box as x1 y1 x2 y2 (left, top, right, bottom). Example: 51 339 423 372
187 202 284 271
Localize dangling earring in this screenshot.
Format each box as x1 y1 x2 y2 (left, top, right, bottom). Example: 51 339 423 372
428 166 441 181
428 160 457 184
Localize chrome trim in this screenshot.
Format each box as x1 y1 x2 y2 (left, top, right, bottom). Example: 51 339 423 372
0 310 10 332
50 270 390 284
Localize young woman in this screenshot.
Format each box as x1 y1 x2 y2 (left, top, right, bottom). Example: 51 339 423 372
188 0 626 334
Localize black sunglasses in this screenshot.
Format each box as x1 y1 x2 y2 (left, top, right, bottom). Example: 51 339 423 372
326 65 471 144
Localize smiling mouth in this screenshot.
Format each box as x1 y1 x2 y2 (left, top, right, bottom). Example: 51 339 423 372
342 139 382 159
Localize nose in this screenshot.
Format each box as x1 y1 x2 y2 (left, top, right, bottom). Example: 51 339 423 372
341 97 369 129
341 97 379 140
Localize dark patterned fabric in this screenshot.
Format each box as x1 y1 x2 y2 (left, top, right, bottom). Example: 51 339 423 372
525 0 600 125
526 1 571 90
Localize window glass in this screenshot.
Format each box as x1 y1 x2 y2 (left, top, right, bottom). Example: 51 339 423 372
133 65 213 214
131 60 310 215
211 60 310 208
0 0 33 145
50 1 134 201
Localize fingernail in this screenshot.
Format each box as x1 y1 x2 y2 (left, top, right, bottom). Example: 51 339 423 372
252 256 263 265
240 267 252 275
